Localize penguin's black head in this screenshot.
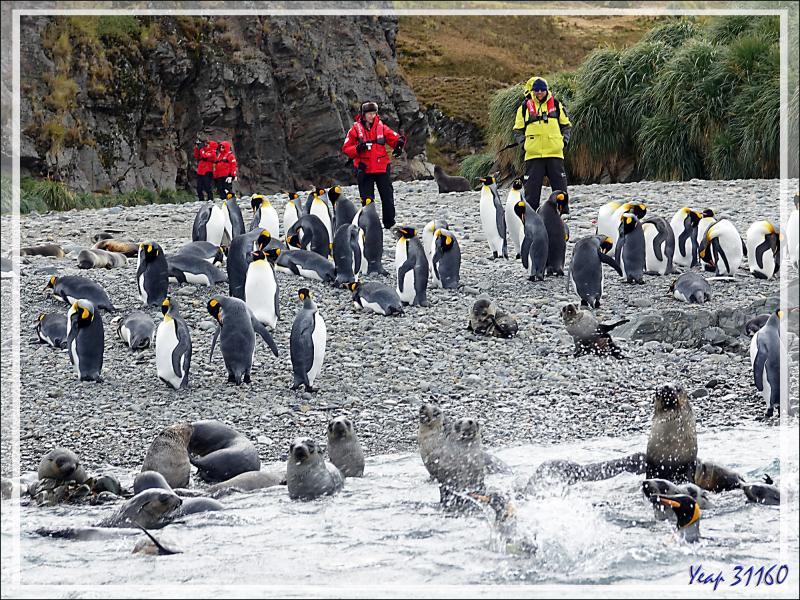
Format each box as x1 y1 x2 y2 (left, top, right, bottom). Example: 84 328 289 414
511 178 523 191
599 236 614 253
160 297 171 316
286 233 301 249
140 242 162 261
362 197 374 207
621 213 639 233
625 202 646 219
652 494 700 530
702 208 715 218
398 227 416 239
686 209 702 226
419 403 443 425
251 194 265 211
452 417 480 442
207 297 222 323
256 229 272 250
348 281 360 294
265 247 281 262
513 200 527 221
435 229 454 249
297 288 311 302
316 187 326 198
43 275 57 292
654 383 686 412
216 246 227 263
251 250 267 262
328 185 341 203
550 191 569 215
71 301 95 327
328 417 352 438
479 176 495 186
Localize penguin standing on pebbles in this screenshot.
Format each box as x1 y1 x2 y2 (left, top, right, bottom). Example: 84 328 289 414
250 194 280 238
137 242 169 306
641 216 675 275
245 248 281 330
395 227 429 307
192 203 226 246
750 309 788 418
566 235 621 308
290 289 327 392
615 213 646 284
155 297 192 390
670 207 702 268
284 192 302 234
538 191 569 276
479 176 507 259
746 220 780 280
505 178 526 259
699 219 744 277
66 299 104 382
431 228 461 289
329 185 357 232
516 200 549 282
354 197 388 275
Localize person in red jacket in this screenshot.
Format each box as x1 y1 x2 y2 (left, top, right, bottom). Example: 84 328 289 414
193 139 217 202
214 140 237 198
342 101 406 229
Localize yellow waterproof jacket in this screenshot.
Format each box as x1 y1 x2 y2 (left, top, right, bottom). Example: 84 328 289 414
513 76 571 160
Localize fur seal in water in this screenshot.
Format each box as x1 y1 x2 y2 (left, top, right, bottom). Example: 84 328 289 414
741 475 780 505
436 417 487 510
693 459 744 493
99 489 183 529
189 420 261 483
418 404 451 481
141 423 193 489
468 298 518 338
286 437 344 500
208 470 285 496
646 383 697 484
326 416 365 477
37 448 88 484
433 165 471 193
134 470 172 495
132 524 182 556
527 453 647 489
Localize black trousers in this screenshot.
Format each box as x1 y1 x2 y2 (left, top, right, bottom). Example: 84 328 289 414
357 169 395 229
524 158 568 210
215 177 232 199
196 172 214 202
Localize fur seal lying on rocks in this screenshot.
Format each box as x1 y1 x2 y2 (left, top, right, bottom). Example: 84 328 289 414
21 244 65 258
468 298 518 338
433 165 471 193
77 248 127 269
93 239 139 257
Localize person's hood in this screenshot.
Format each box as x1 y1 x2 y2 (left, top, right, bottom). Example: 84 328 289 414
220 141 231 153
524 76 551 102
207 140 219 150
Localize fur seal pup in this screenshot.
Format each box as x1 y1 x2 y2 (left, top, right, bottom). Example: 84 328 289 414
646 383 697 484
650 494 701 542
141 423 193 489
35 313 67 349
326 417 365 477
175 241 225 265
66 299 105 382
189 420 261 483
693 459 744 493
560 303 627 358
527 453 646 488
433 164 471 193
275 248 336 283
21 244 65 257
93 239 139 257
742 475 780 505
286 437 344 500
37 448 88 484
418 404 451 481
468 298 518 338
133 470 173 495
436 418 487 510
208 295 279 385
99 489 183 529
77 248 127 269
669 272 711 304
348 281 404 316
115 311 155 350
44 275 115 312
208 470 285 496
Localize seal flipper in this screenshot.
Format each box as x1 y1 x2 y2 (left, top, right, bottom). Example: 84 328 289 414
597 319 629 334
252 316 279 356
134 523 181 555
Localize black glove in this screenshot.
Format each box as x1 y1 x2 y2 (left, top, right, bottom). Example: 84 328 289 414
356 141 368 154
195 139 203 148
392 136 406 158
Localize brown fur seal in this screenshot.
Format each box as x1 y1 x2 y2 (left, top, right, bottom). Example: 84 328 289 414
694 459 745 493
21 244 65 258
141 423 193 489
286 438 344 500
99 489 182 529
326 416 365 477
645 383 697 484
527 453 647 489
189 420 261 483
433 165 471 193
37 448 88 484
93 239 139 257
77 248 128 269
468 298 518 338
741 475 780 505
561 303 628 358
208 470 285 496
436 417 486 504
418 404 451 480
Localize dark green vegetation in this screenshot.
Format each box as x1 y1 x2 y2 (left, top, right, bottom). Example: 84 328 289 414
468 16 788 184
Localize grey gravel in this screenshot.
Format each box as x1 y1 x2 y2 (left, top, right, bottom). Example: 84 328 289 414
1 178 799 476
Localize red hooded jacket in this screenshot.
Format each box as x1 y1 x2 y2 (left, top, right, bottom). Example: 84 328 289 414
193 140 218 176
342 115 401 174
214 141 237 178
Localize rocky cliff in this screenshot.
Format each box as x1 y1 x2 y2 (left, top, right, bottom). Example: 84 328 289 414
20 15 429 195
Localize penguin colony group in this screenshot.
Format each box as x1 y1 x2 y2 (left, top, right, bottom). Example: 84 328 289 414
15 183 799 554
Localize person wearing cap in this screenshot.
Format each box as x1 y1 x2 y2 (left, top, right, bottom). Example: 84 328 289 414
342 101 407 229
193 139 218 202
213 140 238 198
513 76 572 210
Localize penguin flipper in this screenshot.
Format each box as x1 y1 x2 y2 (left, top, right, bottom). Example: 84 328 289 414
172 341 187 380
397 258 415 293
652 229 665 262
752 343 767 392
209 326 220 361
520 235 531 270
598 250 623 276
252 317 279 357
754 238 770 270
431 248 442 282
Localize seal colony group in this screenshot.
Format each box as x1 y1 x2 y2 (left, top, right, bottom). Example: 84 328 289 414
11 182 797 555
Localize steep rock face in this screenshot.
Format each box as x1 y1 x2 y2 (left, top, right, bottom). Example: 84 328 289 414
20 15 428 195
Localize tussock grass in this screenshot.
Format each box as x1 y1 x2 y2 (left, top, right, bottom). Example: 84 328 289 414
459 153 495 187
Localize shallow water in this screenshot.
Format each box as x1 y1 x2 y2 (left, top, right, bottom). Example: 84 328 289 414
6 425 799 591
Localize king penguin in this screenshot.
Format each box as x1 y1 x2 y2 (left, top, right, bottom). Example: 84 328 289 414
228 229 270 300
749 309 788 418
786 193 799 270
223 194 246 241
333 223 363 287
155 297 192 390
192 202 226 246
699 219 743 276
538 191 569 276
670 207 702 268
746 220 781 280
329 185 357 232
137 242 169 306
66 299 104 382
310 192 334 246
567 235 621 308
641 216 675 275
245 248 281 329
395 226 429 306
286 214 330 259
479 176 508 259
354 197 388 275
505 178 526 259
284 192 302 235
423 217 450 274
250 194 281 239
289 288 327 392
615 213 646 284
596 201 646 250
516 200 549 281
431 228 461 289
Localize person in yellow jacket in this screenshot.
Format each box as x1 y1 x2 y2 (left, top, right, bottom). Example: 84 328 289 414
513 76 572 210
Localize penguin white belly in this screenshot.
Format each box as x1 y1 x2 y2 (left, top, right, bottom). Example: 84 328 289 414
746 227 776 279
422 226 435 265
398 270 415 303
643 223 667 274
120 325 132 346
156 321 182 388
713 223 743 275
697 218 715 249
506 200 524 258
245 263 278 329
69 337 80 377
259 207 280 239
351 209 362 227
618 246 628 278
596 203 622 246
183 271 212 285
361 298 386 315
787 208 799 269
297 266 323 281
311 201 332 241
480 192 503 255
205 206 226 246
138 273 148 305
670 219 692 267
284 204 298 235
357 231 367 275
395 240 416 303
308 313 327 386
